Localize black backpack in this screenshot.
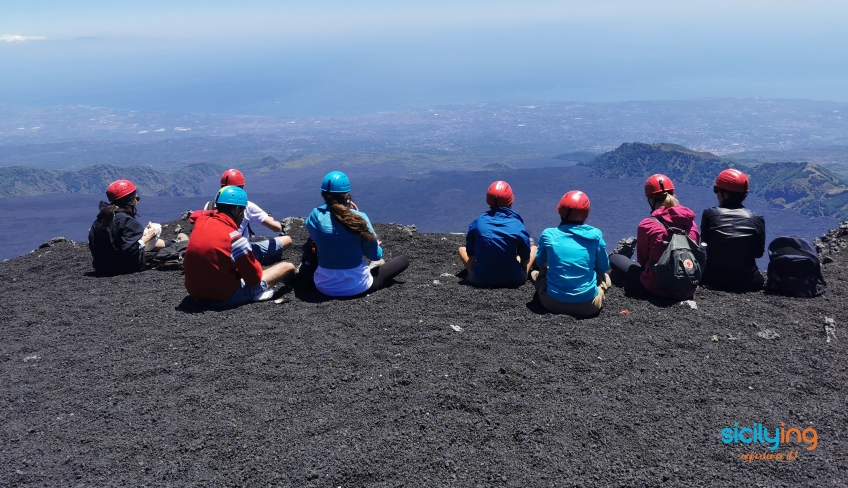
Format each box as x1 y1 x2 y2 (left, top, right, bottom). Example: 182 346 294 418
765 237 826 297
649 217 706 294
296 237 319 285
145 240 189 271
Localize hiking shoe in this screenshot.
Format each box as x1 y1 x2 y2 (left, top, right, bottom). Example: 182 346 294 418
612 237 636 258
255 285 278 301
176 233 189 242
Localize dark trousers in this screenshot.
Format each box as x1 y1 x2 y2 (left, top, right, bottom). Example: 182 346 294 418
609 254 649 295
367 256 410 292
703 268 765 292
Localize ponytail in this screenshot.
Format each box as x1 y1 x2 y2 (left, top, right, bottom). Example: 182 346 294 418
322 192 376 242
659 193 680 209
97 202 120 224
650 192 679 210
97 192 137 223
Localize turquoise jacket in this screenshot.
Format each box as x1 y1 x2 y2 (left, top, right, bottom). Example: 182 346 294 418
305 204 383 270
536 223 609 303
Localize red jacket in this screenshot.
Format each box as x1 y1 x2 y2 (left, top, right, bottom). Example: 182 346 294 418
636 205 701 299
184 210 263 302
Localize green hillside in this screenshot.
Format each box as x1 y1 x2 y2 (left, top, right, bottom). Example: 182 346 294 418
580 142 848 219
0 163 223 198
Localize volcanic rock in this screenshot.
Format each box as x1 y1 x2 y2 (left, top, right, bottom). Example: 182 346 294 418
1 218 847 486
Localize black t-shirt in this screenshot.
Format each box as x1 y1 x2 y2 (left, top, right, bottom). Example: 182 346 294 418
88 209 145 275
700 204 766 289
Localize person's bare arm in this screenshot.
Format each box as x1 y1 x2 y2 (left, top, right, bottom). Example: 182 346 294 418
261 216 283 233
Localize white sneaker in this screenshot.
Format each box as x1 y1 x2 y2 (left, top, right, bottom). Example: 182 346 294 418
368 259 385 270
255 283 277 301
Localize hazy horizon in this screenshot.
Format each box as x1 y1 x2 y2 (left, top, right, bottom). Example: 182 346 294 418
3 0 848 117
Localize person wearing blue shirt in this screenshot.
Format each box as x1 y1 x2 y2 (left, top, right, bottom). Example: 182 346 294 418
532 190 611 316
305 171 409 297
458 181 536 287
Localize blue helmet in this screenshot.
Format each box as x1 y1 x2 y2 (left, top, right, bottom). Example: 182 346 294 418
320 171 351 193
216 185 248 207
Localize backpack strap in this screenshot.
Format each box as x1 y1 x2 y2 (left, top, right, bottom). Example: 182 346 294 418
651 216 687 236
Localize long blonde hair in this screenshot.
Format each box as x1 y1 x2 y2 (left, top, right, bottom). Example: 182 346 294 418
651 192 679 210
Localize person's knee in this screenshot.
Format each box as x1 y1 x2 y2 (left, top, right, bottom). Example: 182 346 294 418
278 235 292 249
394 255 411 270
266 261 295 276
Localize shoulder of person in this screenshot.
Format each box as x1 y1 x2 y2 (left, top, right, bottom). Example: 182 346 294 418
508 211 527 226
351 208 370 221
539 227 558 240
580 224 604 240
116 212 143 228
701 206 719 217
306 205 325 218
638 216 659 228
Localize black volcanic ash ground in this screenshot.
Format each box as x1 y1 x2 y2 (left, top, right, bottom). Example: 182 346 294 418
1 219 847 486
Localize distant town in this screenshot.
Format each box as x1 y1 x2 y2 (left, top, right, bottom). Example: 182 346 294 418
2 99 848 172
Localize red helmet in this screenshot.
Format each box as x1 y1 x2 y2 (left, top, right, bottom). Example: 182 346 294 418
715 169 749 193
106 180 137 202
221 169 245 187
557 190 590 222
486 180 514 207
644 174 675 196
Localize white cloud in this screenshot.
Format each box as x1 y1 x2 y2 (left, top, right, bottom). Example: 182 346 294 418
1 34 47 43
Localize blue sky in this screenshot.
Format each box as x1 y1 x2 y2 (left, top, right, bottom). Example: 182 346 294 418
2 0 847 115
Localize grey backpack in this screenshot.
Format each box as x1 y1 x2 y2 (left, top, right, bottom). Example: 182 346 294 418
650 217 705 293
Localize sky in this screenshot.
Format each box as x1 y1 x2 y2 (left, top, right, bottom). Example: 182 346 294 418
2 0 848 116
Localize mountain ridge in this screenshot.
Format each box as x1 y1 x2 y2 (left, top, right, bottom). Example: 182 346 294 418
581 142 848 219
0 163 224 198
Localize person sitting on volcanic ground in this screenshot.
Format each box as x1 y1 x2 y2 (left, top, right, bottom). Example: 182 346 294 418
609 174 701 300
89 179 174 275
203 168 291 265
531 190 611 316
184 186 296 307
458 180 536 287
304 171 409 297
699 169 766 292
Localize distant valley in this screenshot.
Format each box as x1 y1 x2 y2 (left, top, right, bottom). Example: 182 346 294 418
582 143 848 219
4 142 848 221
3 98 847 260
1 165 836 264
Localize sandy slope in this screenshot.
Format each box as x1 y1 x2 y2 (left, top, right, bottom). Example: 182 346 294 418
1 219 846 486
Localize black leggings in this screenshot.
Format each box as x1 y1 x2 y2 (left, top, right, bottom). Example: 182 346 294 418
367 256 410 292
609 253 649 295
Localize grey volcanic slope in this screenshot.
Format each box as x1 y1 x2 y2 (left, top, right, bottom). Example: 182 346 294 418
1 219 846 486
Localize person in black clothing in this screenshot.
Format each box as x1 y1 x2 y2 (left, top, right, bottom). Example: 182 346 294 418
89 180 168 275
700 169 766 292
